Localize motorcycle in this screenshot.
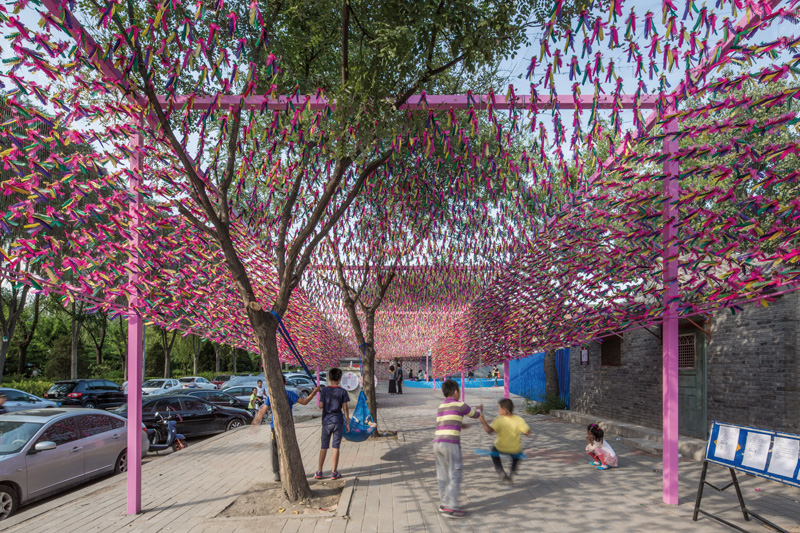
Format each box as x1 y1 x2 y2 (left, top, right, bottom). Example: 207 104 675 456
147 412 188 453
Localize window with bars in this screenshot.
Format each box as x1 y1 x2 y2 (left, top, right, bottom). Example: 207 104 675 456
679 333 696 369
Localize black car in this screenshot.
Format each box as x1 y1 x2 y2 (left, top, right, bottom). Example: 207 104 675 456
115 394 253 441
44 379 126 409
183 389 249 410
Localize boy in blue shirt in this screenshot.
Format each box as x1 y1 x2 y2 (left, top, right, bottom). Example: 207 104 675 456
259 375 319 482
315 367 350 480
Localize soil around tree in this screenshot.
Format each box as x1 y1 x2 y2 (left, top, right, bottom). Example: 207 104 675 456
219 479 345 517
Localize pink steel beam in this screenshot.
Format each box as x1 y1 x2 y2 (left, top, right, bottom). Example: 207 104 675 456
661 111 680 506
126 127 144 514
461 368 466 402
157 94 657 111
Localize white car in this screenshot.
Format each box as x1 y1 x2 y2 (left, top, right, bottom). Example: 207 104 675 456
141 379 180 396
176 377 216 390
0 388 59 412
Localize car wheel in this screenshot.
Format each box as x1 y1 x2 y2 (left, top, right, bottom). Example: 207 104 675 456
84 401 97 409
0 484 18 520
226 418 244 431
114 450 128 474
300 390 309 399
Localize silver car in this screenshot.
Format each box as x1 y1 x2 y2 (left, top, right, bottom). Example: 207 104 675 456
0 388 59 412
0 408 149 520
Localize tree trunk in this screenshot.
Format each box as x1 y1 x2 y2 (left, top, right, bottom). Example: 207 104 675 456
250 309 312 501
71 302 80 379
362 313 378 429
17 293 40 375
232 348 237 372
215 344 221 373
544 349 559 398
0 337 12 384
161 328 176 378
0 284 30 384
117 318 127 381
191 337 200 375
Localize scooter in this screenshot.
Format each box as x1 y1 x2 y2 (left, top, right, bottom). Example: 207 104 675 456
147 412 188 453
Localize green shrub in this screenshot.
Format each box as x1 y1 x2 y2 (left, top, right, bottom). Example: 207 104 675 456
524 394 567 415
5 379 52 398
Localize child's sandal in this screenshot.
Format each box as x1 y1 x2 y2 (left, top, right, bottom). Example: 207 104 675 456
597 464 610 470
589 461 601 466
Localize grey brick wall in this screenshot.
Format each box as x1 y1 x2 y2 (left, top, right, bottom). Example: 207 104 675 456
707 292 800 434
570 292 800 435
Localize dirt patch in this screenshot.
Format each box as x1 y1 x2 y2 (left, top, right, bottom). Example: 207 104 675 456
220 479 345 517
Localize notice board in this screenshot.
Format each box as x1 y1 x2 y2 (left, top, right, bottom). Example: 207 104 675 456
706 421 800 488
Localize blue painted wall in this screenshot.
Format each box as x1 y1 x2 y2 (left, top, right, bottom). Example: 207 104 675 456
509 352 546 401
556 348 571 409
509 349 571 408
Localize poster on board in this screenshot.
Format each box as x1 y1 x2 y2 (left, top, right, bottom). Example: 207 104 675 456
767 437 800 478
741 432 771 471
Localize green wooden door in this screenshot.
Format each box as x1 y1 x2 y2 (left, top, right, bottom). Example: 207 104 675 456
678 331 707 438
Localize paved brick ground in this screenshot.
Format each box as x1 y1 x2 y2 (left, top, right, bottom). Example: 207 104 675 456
4 387 799 532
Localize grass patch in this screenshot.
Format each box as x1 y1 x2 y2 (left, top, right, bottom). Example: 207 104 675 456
524 394 567 415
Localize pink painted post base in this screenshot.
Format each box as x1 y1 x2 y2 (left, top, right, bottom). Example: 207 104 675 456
461 370 465 402
503 361 510 399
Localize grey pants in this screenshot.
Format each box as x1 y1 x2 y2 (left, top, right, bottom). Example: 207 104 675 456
434 442 463 510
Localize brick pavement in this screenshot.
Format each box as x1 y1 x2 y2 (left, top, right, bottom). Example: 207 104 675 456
4 387 799 532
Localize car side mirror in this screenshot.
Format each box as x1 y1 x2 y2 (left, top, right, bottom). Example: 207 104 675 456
34 441 57 452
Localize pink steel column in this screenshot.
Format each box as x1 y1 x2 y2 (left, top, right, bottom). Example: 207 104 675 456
662 108 680 505
461 368 465 401
503 361 510 399
426 351 429 382
126 125 144 514
316 366 320 407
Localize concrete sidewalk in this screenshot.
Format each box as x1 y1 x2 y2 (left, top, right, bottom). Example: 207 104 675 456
4 387 799 532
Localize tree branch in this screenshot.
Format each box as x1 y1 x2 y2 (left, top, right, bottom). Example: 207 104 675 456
176 204 217 238
219 107 244 225
393 54 466 109
341 0 350 86
348 4 373 40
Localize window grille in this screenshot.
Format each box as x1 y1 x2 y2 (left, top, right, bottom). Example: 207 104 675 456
679 333 696 369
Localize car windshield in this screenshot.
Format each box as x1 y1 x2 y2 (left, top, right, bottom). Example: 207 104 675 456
142 380 166 388
213 375 230 381
0 421 44 455
179 378 195 383
48 382 76 393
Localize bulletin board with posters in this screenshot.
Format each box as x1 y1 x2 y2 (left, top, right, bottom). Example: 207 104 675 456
693 422 800 533
705 422 800 488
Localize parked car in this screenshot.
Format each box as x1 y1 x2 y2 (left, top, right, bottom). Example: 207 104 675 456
44 380 126 409
115 394 252 442
183 390 248 410
285 376 316 398
210 374 233 389
0 408 148 520
141 379 180 396
0 388 59 412
221 383 301 405
176 377 216 390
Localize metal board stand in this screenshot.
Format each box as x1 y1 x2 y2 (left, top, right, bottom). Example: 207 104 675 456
693 461 789 533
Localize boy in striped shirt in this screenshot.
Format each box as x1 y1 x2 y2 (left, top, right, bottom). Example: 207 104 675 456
434 379 482 518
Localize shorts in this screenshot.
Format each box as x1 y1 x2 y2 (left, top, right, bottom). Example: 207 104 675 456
321 422 344 450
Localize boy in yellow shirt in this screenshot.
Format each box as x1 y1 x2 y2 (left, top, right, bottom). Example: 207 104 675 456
478 398 531 483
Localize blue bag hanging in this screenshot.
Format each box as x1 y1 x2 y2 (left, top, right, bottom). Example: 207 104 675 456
343 390 376 442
